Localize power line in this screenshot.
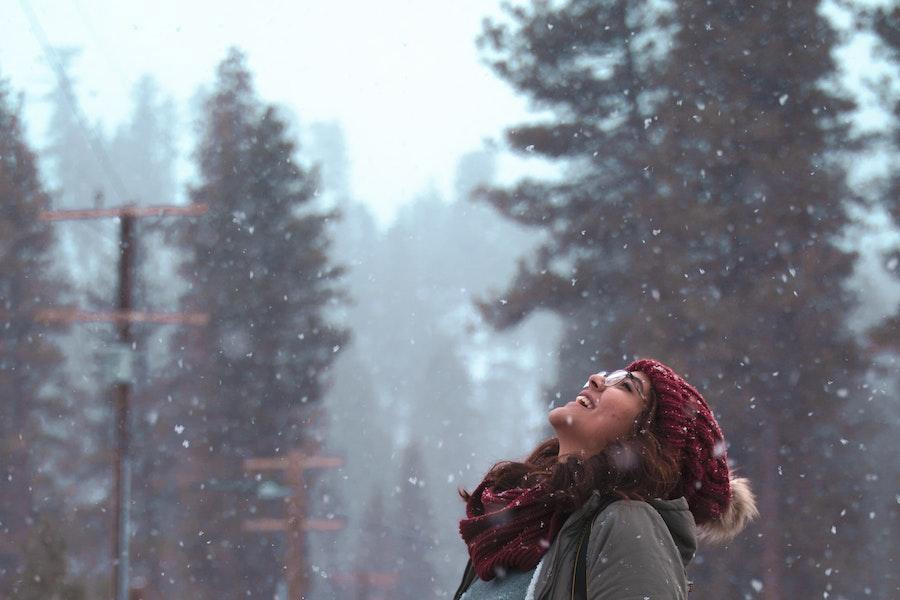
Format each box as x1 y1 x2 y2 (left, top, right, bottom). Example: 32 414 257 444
18 0 131 203
72 0 132 90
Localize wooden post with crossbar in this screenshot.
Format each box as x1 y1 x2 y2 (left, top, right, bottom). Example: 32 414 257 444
243 449 345 600
39 203 208 600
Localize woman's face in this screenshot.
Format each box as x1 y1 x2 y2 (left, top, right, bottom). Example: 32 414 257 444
549 370 652 461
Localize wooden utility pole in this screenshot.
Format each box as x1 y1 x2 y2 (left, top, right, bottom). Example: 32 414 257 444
39 203 208 600
113 212 135 600
243 449 345 600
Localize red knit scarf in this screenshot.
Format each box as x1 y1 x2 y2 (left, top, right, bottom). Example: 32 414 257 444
458 479 571 581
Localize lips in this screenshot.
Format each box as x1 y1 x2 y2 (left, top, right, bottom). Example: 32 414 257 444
576 390 597 409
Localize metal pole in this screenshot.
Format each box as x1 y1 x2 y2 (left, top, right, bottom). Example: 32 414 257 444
113 214 134 600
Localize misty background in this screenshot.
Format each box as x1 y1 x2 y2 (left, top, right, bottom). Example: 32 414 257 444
1 1 898 599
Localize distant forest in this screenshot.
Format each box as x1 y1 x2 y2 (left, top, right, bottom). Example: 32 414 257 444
1 2 898 599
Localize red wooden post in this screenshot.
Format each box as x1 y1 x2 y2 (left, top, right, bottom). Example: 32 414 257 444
243 449 345 600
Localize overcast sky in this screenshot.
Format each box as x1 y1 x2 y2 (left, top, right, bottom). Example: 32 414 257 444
0 0 896 227
1 0 545 226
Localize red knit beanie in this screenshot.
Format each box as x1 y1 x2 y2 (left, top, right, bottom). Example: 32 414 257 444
626 358 758 542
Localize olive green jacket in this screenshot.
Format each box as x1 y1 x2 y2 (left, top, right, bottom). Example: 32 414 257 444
457 492 697 600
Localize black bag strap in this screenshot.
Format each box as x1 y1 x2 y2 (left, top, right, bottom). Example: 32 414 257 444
572 496 617 600
452 558 477 600
453 496 617 600
572 520 592 600
573 498 696 598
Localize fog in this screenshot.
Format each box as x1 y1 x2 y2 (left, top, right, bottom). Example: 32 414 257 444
0 1 898 599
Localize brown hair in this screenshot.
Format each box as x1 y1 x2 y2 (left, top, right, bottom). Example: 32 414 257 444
459 385 680 512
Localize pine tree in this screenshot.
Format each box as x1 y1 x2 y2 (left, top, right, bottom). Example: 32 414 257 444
392 443 439 600
477 1 872 597
323 173 558 594
475 0 679 389
43 49 118 306
13 515 85 600
352 489 395 600
109 75 178 207
874 7 900 223
0 71 70 593
44 49 111 211
855 8 900 598
868 6 900 354
170 48 348 597
644 4 869 597
404 338 478 583
39 56 119 585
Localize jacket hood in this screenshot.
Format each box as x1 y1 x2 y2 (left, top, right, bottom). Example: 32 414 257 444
648 497 697 567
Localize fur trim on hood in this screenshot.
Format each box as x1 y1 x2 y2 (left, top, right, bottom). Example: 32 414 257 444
696 477 759 544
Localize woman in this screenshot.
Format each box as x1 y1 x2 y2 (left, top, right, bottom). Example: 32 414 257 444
454 358 758 600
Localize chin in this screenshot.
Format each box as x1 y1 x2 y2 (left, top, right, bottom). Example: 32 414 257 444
547 405 571 429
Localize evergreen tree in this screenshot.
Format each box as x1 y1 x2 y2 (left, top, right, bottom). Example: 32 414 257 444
44 49 112 211
310 344 388 599
317 168 559 594
0 71 70 593
645 4 869 597
307 120 352 205
874 7 899 223
39 55 117 572
352 489 396 600
13 515 85 600
868 6 900 354
856 7 900 598
391 443 439 600
476 0 678 388
406 338 479 583
477 1 872 596
170 48 348 597
43 48 118 306
109 75 178 208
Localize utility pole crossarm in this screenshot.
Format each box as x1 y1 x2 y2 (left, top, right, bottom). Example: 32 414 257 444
35 307 209 326
243 452 344 471
38 203 209 221
242 518 346 532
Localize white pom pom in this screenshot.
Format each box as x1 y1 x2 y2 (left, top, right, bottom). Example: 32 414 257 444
696 477 759 544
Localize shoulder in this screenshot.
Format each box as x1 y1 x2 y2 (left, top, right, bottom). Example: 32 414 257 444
584 500 688 598
591 499 668 537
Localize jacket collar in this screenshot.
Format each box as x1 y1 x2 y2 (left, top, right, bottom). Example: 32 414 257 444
530 490 612 597
532 492 696 599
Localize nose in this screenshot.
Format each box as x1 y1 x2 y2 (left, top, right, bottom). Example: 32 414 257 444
587 372 607 390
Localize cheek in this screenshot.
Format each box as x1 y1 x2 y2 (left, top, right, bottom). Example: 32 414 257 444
593 398 642 436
